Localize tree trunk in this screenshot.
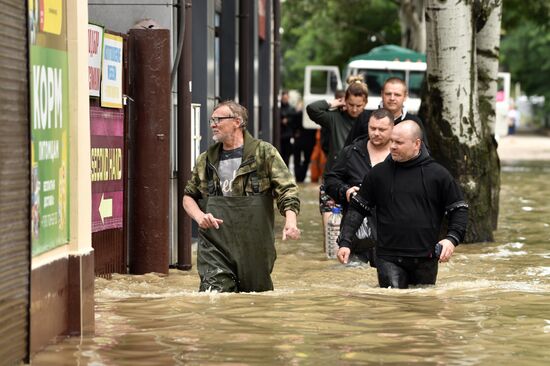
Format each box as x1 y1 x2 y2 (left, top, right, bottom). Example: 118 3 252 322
399 0 426 53
422 0 500 243
475 0 502 230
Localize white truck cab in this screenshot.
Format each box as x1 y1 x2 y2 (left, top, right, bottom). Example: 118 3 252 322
302 65 343 129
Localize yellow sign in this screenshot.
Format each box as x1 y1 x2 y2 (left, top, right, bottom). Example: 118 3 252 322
41 0 63 35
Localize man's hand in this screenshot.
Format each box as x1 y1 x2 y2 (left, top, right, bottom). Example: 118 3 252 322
183 195 223 229
282 210 300 240
337 247 351 264
283 224 300 240
438 239 455 262
197 212 224 229
346 186 360 202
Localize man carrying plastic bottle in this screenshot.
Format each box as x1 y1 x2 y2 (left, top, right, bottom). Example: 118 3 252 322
324 108 395 265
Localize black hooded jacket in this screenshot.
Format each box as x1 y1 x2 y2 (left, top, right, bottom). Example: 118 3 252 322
323 135 372 209
338 146 468 257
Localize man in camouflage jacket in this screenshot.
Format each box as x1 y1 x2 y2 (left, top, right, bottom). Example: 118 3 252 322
183 100 300 292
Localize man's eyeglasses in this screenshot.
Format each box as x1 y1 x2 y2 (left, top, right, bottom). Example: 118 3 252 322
209 116 236 126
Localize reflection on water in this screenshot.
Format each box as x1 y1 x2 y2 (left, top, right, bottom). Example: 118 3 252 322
33 162 550 365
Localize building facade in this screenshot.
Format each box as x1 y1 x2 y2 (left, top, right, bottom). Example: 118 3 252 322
0 1 279 362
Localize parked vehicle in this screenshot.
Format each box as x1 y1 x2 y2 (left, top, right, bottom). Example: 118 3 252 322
303 44 510 135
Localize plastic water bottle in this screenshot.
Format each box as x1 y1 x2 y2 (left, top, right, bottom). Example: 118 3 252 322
325 206 342 259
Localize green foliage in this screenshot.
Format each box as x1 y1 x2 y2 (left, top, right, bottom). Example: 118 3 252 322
501 0 550 113
501 0 550 31
281 0 401 92
501 22 550 112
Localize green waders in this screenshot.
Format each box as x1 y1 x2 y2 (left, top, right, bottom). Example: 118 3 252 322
197 195 276 292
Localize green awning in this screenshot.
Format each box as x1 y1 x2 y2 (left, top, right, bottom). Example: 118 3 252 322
347 45 426 63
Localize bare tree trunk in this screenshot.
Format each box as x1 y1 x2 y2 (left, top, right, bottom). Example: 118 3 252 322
422 0 500 242
475 0 502 230
399 0 426 52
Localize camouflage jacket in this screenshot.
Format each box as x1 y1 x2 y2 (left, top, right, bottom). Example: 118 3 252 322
184 131 300 216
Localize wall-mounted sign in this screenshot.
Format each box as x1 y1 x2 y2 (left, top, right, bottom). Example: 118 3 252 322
29 0 70 256
90 107 124 232
88 24 104 97
100 33 123 108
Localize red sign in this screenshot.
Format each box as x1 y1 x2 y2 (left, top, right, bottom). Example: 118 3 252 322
90 106 124 232
258 0 266 40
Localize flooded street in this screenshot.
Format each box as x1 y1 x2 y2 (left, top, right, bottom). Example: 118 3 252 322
32 161 550 365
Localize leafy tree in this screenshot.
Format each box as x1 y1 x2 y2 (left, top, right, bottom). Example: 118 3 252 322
500 0 550 114
281 0 401 92
501 0 549 30
421 0 502 242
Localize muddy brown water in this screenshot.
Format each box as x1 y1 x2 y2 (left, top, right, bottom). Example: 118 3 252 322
31 162 550 365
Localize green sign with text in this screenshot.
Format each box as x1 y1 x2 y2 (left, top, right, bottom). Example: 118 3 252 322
29 0 70 255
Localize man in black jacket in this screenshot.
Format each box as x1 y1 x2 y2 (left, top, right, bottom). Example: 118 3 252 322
324 108 394 263
337 121 468 288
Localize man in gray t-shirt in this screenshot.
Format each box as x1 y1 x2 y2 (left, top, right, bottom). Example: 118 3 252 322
217 146 243 196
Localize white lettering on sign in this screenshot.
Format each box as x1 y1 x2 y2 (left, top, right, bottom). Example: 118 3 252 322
43 195 54 208
43 179 56 192
91 147 122 182
33 64 63 130
38 140 60 161
42 212 58 227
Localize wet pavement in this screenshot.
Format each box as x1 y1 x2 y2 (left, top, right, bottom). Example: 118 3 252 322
30 148 550 364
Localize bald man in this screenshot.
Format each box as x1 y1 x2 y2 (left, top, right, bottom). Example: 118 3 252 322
337 121 468 289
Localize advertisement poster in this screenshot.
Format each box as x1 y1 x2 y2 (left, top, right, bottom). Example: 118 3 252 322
100 33 123 108
28 0 70 255
88 23 104 97
90 107 124 233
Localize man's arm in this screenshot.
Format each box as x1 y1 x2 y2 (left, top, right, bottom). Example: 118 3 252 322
267 144 300 216
324 148 352 204
282 209 300 240
182 195 224 229
264 145 301 240
306 99 342 129
336 194 371 264
445 203 468 244
437 204 468 262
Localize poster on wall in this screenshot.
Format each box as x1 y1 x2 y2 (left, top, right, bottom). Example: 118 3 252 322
100 33 123 108
90 107 124 233
28 0 70 256
88 23 104 97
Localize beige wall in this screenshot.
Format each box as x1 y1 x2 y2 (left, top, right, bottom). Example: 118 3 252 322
67 0 92 254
